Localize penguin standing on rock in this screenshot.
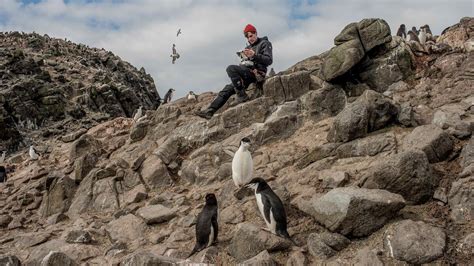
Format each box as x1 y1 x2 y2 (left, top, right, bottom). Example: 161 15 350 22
232 137 253 188
163 88 175 104
133 106 143 122
246 178 296 245
29 145 39 161
187 91 198 102
396 24 406 39
187 193 218 258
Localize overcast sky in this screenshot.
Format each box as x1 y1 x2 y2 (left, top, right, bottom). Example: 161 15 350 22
0 0 472 98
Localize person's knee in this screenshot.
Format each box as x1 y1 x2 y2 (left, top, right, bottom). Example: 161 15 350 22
218 84 235 97
226 65 238 75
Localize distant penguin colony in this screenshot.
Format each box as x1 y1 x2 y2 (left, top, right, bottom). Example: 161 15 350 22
188 193 218 258
232 137 253 187
246 178 296 245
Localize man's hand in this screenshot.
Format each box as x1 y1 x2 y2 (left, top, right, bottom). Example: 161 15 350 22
243 49 255 58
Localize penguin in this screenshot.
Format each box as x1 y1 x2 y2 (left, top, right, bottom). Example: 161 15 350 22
406 30 420 43
187 91 197 101
245 178 296 244
411 26 419 35
232 137 253 188
163 88 175 104
0 151 5 164
268 68 276 77
418 26 427 45
188 193 218 258
396 24 406 39
423 24 434 41
133 106 143 122
0 166 6 183
29 145 39 160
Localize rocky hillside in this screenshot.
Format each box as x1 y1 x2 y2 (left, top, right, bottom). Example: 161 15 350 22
0 17 473 265
0 31 161 151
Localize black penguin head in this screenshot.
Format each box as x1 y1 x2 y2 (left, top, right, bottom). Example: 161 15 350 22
205 193 217 206
240 137 251 149
400 24 405 29
245 177 269 191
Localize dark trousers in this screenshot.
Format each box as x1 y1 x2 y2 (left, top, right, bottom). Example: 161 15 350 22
209 65 256 111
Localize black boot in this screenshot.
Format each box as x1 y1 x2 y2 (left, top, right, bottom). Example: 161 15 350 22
194 108 215 119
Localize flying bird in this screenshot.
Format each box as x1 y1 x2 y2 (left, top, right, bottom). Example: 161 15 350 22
171 44 180 64
177 28 182 37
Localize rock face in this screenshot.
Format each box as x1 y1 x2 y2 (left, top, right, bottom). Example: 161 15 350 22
384 220 446 264
307 187 405 237
361 150 434 203
0 32 160 151
228 223 292 262
307 232 350 258
402 124 453 163
320 18 391 81
327 90 398 143
41 251 77 266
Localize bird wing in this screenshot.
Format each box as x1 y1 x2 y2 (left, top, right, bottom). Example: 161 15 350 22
211 210 218 243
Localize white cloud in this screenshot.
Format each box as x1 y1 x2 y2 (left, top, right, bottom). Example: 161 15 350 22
0 0 471 98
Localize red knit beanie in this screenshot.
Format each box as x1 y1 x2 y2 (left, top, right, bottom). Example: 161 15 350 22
243 24 257 34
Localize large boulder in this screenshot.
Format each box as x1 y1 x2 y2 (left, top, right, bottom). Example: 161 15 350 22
228 222 292 262
335 131 396 158
105 214 147 243
384 220 446 264
41 251 77 266
0 255 21 266
299 83 347 120
240 250 276 266
402 124 453 163
321 18 391 81
136 204 176 225
38 175 76 217
448 176 474 224
253 101 300 144
140 155 172 188
307 232 350 258
360 150 434 203
307 187 405 237
263 71 313 104
460 137 474 177
327 90 398 143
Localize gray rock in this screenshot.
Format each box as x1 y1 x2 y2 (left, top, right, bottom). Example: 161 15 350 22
318 170 349 188
253 101 300 145
335 132 396 158
229 222 292 262
448 176 473 224
119 251 179 265
190 246 219 264
327 90 398 143
239 250 276 266
129 120 149 142
361 150 434 203
140 156 172 188
308 187 405 237
0 214 12 228
397 102 417 127
285 251 307 266
41 251 77 266
354 247 383 266
14 232 51 248
299 83 346 120
124 184 147 204
136 204 176 225
307 232 350 259
384 220 446 264
402 124 453 163
461 137 474 170
105 214 146 243
457 233 474 256
65 230 92 244
263 71 312 104
0 255 21 266
221 205 245 224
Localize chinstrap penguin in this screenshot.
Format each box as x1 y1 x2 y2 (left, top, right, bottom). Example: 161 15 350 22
187 91 197 101
187 193 219 258
246 178 296 245
396 24 406 39
133 106 143 122
163 88 175 104
232 137 253 188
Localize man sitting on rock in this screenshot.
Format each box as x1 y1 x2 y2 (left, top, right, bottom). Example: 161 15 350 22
195 24 273 119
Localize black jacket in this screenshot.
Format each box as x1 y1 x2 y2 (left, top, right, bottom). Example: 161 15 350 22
246 36 273 73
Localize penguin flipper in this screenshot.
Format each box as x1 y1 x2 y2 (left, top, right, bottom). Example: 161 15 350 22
211 212 218 244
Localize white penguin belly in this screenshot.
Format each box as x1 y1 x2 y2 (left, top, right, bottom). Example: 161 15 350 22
232 149 253 186
256 193 276 233
207 225 214 247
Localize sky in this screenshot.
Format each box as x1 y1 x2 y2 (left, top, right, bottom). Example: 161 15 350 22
0 0 472 98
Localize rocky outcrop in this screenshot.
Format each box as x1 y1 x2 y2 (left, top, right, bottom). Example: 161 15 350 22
307 187 405 237
327 90 398 143
402 124 453 163
384 220 446 264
